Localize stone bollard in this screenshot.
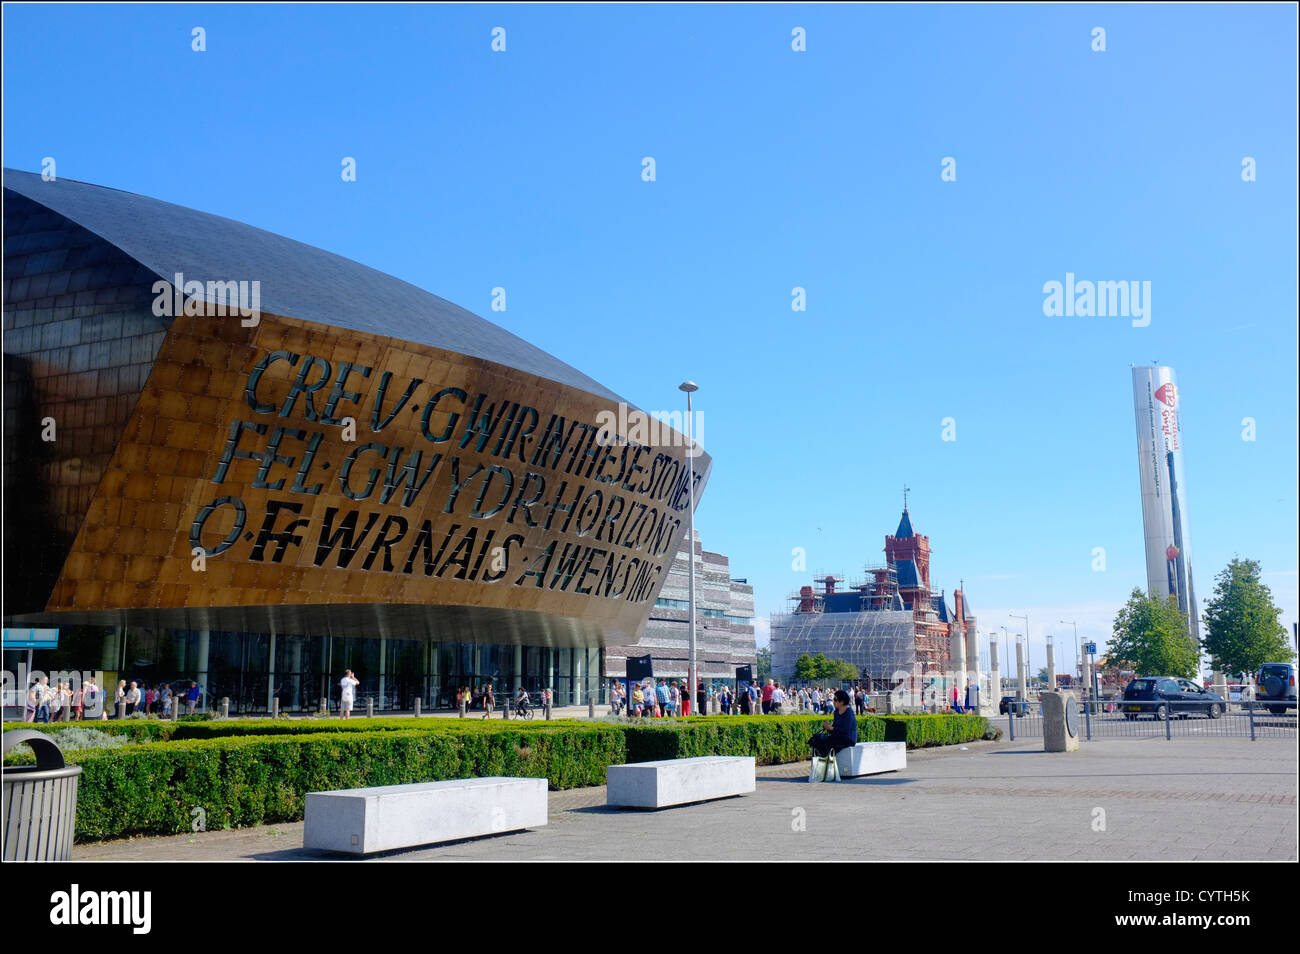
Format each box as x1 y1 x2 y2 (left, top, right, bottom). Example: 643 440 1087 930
413 699 421 718
366 698 374 718
172 699 180 722
588 696 596 718
884 692 895 715
458 697 466 718
320 697 328 715
1042 691 1079 753
117 700 126 719
544 698 552 720
220 697 229 719
272 698 280 719
502 699 510 720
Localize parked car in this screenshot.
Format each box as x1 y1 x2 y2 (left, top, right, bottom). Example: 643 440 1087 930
1254 663 1297 714
999 695 1032 716
1121 676 1225 720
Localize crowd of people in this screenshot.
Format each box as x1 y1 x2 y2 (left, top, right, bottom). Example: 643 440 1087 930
23 676 203 722
447 683 549 716
608 678 877 718
610 678 700 717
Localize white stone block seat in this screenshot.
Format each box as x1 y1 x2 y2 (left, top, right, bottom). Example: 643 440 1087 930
606 756 756 808
835 742 907 777
303 776 547 854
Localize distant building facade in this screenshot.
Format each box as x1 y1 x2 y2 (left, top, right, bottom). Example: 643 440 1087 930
605 530 756 685
770 505 980 697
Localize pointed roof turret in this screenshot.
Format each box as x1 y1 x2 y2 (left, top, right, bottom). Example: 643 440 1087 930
895 508 914 539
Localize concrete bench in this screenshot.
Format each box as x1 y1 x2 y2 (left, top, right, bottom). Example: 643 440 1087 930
303 776 547 854
606 756 755 808
835 742 906 777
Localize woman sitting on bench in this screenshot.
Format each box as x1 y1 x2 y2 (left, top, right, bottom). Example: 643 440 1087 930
809 689 858 757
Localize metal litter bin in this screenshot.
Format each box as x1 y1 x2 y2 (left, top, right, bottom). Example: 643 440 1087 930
3 729 81 860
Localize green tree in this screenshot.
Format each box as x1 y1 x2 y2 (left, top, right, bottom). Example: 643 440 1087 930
793 653 815 681
1201 558 1293 674
810 653 831 679
756 647 772 683
1037 667 1050 685
1110 588 1199 678
828 659 858 680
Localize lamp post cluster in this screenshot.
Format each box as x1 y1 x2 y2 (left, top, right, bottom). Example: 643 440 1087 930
679 381 698 703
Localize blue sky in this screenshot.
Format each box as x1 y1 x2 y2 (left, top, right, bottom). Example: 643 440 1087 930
4 3 1296 671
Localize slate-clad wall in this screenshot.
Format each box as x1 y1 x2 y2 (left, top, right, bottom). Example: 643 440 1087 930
3 190 168 612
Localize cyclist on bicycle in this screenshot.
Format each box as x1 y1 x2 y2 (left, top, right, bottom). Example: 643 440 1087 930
514 686 530 717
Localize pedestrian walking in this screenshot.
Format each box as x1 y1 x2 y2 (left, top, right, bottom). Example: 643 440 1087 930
32 678 51 723
48 680 64 722
653 679 669 717
771 682 787 715
125 681 141 715
482 683 495 718
338 669 359 719
83 676 99 714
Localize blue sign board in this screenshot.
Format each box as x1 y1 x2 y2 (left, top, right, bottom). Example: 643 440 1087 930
1083 642 1097 655
2 628 59 650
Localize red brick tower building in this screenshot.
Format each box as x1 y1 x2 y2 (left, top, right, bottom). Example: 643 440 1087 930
884 507 931 598
883 505 949 671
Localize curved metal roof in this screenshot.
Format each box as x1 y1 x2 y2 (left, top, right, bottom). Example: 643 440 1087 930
3 168 621 402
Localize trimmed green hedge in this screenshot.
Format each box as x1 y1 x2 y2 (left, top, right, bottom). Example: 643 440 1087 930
2 719 174 743
67 724 627 841
621 714 990 763
4 712 991 841
1 715 596 744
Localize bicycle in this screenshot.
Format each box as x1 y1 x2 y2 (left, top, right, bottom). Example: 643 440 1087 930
514 704 534 720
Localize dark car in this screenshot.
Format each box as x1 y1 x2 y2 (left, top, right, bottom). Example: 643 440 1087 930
1000 695 1032 716
1121 676 1224 720
1254 663 1297 714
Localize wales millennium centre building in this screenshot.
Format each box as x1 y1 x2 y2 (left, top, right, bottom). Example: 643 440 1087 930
2 169 707 713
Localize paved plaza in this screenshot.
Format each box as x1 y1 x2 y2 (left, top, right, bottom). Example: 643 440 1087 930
72 736 1296 862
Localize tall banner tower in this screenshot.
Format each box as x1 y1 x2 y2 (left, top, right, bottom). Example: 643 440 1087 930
1131 366 1201 655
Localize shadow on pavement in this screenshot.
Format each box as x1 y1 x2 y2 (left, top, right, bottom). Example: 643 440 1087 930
761 776 915 786
989 749 1047 755
249 827 534 861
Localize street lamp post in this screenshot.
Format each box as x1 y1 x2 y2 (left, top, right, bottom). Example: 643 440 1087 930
998 626 1009 695
1010 613 1029 695
679 381 699 713
1060 620 1080 688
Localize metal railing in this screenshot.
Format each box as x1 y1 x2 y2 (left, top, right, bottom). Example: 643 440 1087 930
1006 696 1295 741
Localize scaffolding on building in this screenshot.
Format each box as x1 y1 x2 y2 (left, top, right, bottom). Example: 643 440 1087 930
769 608 918 688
